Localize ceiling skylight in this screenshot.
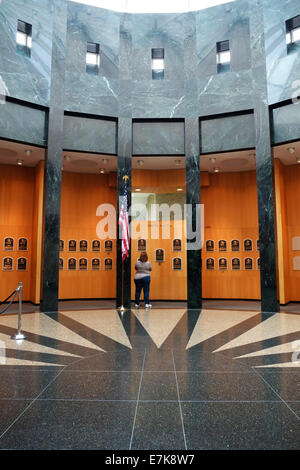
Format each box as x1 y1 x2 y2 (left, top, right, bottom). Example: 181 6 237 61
69 0 236 14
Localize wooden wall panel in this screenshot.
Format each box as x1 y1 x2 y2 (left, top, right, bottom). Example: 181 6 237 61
283 164 300 302
59 172 117 299
202 171 261 299
0 164 35 301
131 220 187 301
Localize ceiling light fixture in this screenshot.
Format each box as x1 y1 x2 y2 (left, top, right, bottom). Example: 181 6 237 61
64 155 71 161
102 158 108 164
17 159 23 166
177 188 183 192
175 160 181 166
213 167 220 173
137 160 144 166
296 157 300 164
288 147 295 154
135 188 141 192
210 158 216 163
25 150 32 156
99 168 105 174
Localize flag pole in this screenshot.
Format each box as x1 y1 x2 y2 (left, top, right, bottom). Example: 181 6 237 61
118 174 129 314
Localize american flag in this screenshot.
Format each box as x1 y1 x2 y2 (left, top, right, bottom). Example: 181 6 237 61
119 178 129 261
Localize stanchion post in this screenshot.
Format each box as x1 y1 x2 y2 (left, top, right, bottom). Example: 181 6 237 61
12 282 26 341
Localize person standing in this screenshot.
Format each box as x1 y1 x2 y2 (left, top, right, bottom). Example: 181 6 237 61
134 251 152 309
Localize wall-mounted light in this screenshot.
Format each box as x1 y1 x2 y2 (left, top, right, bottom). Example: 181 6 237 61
99 168 105 174
213 167 220 173
137 160 144 166
25 149 32 156
288 147 295 154
209 158 216 163
17 159 23 166
64 155 71 161
177 188 183 192
175 160 181 166
102 158 108 164
296 157 300 164
135 188 141 192
249 153 256 158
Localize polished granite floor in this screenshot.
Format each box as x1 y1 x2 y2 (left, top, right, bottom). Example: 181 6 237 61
0 307 299 450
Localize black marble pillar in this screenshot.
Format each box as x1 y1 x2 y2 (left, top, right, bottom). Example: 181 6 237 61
184 14 202 310
116 119 132 309
185 118 202 310
41 0 67 313
250 0 279 313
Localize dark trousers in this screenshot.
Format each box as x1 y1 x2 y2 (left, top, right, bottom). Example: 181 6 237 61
134 276 150 305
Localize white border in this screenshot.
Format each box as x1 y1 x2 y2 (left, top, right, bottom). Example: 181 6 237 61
68 239 77 252
3 237 14 251
2 256 13 271
18 237 28 251
104 257 113 270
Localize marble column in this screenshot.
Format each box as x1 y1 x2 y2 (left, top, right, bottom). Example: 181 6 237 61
185 118 202 310
116 119 132 309
116 14 133 310
250 0 279 313
184 14 202 310
41 0 67 313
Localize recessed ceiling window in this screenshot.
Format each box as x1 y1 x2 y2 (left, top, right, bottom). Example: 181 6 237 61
286 15 300 54
86 42 100 74
16 20 32 57
152 48 164 80
216 40 230 74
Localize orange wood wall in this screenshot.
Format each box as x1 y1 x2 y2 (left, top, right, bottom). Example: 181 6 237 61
279 163 300 302
0 164 35 301
131 220 187 300
59 171 117 299
202 171 261 299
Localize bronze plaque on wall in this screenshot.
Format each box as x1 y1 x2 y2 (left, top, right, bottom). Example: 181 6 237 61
17 257 27 271
257 239 260 251
104 258 113 270
18 238 28 251
59 240 64 252
244 239 252 251
79 258 88 270
257 258 260 270
105 240 113 252
80 240 88 252
155 249 164 262
232 258 241 270
206 258 215 270
173 239 182 251
218 240 227 252
92 258 100 270
4 237 14 251
68 240 77 252
172 257 182 270
59 258 64 270
2 257 13 271
92 240 100 252
138 239 147 251
231 240 240 252
206 240 214 252
68 258 76 270
244 257 253 270
219 258 227 270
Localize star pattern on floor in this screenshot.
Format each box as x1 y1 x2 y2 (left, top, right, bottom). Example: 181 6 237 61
0 308 299 369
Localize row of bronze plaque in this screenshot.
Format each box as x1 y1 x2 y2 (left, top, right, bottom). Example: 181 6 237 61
2 257 28 271
206 239 259 252
205 257 260 270
2 238 28 251
59 258 113 270
60 240 113 252
136 239 182 252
